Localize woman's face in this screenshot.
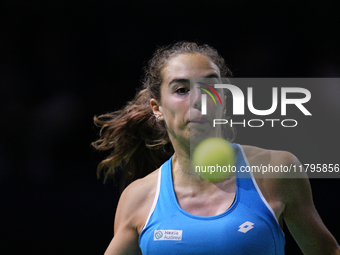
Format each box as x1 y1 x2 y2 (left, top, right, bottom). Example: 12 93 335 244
151 53 224 149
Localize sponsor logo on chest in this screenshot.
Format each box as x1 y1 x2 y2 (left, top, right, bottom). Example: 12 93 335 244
154 230 183 241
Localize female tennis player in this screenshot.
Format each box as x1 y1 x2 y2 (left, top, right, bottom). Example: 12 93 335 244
92 42 340 254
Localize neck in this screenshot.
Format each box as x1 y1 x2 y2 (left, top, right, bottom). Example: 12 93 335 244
167 132 211 180
174 154 200 176
171 152 237 199
172 152 202 183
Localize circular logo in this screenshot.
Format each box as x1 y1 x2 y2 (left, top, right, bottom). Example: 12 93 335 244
154 231 163 239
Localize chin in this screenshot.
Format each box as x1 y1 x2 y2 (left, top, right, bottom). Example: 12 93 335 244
189 129 212 146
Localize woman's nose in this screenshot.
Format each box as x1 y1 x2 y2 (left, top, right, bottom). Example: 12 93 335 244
191 86 202 110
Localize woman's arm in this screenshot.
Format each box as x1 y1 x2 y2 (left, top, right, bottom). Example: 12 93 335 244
103 181 143 255
281 152 340 255
104 228 141 255
103 171 158 255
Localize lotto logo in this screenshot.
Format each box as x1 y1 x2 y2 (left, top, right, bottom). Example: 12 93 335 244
238 221 255 233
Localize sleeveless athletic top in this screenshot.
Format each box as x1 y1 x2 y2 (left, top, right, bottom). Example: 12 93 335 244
139 143 285 254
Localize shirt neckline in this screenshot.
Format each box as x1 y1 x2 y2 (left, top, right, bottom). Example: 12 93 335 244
167 154 240 220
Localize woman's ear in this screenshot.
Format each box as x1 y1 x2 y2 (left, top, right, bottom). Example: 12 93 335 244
150 99 164 121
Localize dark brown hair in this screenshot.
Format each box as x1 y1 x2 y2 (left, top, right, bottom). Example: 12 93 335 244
92 41 233 191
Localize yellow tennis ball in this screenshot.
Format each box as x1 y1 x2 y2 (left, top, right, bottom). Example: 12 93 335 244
192 137 235 182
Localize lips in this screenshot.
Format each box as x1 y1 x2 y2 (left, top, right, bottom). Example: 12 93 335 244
189 118 209 124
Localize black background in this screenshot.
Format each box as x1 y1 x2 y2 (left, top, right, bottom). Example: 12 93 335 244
1 1 339 254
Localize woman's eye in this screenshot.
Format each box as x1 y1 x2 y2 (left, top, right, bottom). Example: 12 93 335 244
175 87 189 95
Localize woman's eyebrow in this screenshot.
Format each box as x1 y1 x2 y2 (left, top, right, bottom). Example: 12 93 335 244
204 73 219 79
168 78 190 86
168 72 219 87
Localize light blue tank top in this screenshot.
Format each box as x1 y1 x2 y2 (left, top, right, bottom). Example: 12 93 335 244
139 143 285 254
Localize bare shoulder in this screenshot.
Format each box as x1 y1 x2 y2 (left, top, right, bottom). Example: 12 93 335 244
240 144 302 177
115 169 160 234
241 144 297 163
122 169 159 201
240 144 306 188
239 144 307 221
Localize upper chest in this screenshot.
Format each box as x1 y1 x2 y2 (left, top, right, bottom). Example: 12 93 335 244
173 175 284 223
174 178 237 217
